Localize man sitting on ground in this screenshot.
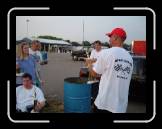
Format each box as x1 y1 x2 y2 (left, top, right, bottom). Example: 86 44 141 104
16 73 46 113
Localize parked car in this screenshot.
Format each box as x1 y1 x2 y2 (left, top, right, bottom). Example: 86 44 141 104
71 50 90 61
129 55 146 102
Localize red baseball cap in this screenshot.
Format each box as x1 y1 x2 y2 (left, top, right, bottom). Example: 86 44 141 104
106 28 127 40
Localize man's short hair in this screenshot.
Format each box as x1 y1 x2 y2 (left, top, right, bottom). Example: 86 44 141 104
114 34 126 42
94 40 102 45
22 73 32 80
32 40 40 44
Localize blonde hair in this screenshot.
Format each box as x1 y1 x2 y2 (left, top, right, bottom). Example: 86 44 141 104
18 42 29 60
16 43 21 58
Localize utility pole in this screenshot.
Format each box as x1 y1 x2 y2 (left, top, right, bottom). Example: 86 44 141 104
82 17 84 45
26 19 30 37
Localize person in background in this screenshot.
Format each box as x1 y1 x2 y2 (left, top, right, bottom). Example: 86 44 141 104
29 40 39 57
16 73 45 113
29 40 44 88
36 42 45 65
85 40 103 67
89 28 133 113
90 40 103 63
85 41 103 103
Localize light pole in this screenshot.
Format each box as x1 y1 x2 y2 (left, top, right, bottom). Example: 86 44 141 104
82 17 84 45
26 19 30 38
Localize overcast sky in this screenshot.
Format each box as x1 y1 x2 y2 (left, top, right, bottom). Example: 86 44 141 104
16 16 146 44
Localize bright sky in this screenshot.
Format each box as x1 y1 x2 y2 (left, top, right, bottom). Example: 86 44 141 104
16 16 146 44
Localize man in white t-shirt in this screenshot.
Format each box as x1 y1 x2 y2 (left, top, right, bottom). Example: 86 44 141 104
89 28 133 113
90 40 102 62
29 40 44 88
86 41 103 101
85 40 102 66
16 73 45 112
29 40 43 62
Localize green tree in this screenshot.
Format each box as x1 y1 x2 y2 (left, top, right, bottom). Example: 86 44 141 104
38 35 63 40
83 41 91 46
123 43 131 51
71 42 82 46
102 42 110 48
64 40 71 43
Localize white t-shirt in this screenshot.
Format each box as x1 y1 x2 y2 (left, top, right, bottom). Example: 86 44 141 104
36 51 43 62
29 48 43 62
93 47 133 113
90 49 102 60
90 49 102 66
16 85 45 112
29 48 42 76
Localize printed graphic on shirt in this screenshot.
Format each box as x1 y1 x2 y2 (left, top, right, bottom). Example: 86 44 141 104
114 58 133 80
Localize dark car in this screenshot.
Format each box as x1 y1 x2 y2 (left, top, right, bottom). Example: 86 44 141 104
129 55 146 102
71 50 90 61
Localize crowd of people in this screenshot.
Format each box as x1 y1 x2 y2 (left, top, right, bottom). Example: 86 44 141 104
16 40 46 113
16 27 133 113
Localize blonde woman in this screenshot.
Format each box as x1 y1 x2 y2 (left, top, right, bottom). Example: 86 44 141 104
16 42 38 86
